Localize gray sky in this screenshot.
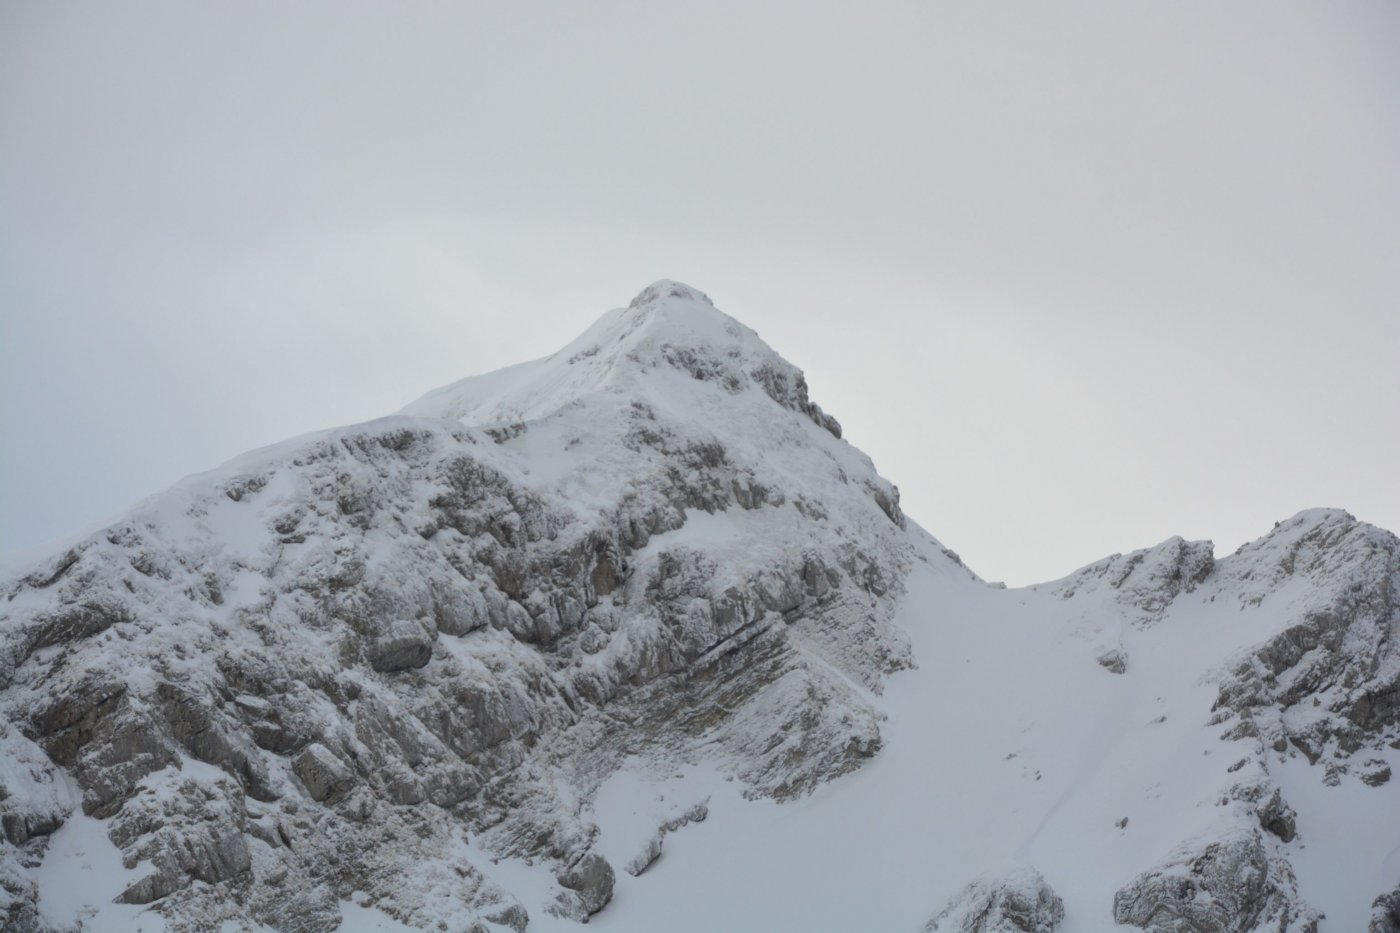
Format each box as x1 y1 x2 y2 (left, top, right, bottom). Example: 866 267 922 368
3 1 1398 585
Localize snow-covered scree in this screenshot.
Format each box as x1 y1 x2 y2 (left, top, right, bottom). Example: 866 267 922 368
2 282 1397 932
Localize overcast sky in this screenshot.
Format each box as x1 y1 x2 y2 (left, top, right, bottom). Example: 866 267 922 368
3 1 1397 585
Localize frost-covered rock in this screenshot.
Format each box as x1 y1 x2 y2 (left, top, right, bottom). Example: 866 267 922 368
1360 758 1392 786
1096 648 1128 674
112 772 252 904
1054 536 1215 626
0 858 41 933
551 852 616 920
923 865 1064 932
1211 510 1400 779
622 799 708 877
1252 785 1297 843
0 725 69 847
1372 885 1400 933
624 833 664 878
292 743 355 802
1112 825 1319 932
367 618 436 672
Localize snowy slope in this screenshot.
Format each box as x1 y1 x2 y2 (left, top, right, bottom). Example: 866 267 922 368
2 282 1397 933
435 510 1400 933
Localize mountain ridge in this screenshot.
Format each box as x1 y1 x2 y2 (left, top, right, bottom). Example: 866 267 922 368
2 283 1397 932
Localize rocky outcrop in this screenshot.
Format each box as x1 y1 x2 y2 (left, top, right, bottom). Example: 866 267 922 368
1210 511 1400 781
1253 786 1297 843
1360 758 1392 786
0 860 41 933
292 743 355 802
549 852 616 921
923 866 1064 932
1213 779 1298 844
1054 536 1215 627
1096 649 1128 674
112 773 252 905
367 618 435 672
1371 885 1400 933
1112 826 1319 933
628 281 844 441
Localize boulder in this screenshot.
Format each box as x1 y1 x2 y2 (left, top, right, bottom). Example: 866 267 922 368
293 743 355 801
1096 649 1128 674
1113 826 1318 932
554 852 615 918
924 865 1064 932
367 619 435 673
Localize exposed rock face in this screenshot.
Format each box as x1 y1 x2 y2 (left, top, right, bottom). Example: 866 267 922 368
1210 511 1400 782
292 743 355 802
1054 536 1215 627
924 866 1064 933
0 865 41 933
1253 786 1297 843
1102 509 1400 933
1112 826 1319 933
367 618 435 672
112 773 252 905
0 282 936 930
1372 885 1400 933
0 726 68 850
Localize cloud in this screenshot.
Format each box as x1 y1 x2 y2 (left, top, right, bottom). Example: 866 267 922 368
3 1 1398 581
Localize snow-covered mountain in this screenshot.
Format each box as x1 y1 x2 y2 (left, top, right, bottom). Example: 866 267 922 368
2 282 1397 933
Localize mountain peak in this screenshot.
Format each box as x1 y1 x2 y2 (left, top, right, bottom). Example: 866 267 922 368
627 279 715 310
402 282 843 439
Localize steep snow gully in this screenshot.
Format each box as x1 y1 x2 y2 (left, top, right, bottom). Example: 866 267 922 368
3 282 1398 932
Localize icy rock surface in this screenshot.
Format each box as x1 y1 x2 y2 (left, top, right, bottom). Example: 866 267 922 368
1112 824 1319 932
1210 510 1400 781
923 866 1064 932
549 852 616 921
1372 885 1400 933
1052 536 1215 627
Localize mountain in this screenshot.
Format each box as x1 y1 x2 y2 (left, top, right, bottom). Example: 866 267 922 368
2 282 1397 933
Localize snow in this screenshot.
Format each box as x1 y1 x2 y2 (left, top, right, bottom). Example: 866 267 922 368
36 810 164 932
337 899 427 932
1276 750 1400 930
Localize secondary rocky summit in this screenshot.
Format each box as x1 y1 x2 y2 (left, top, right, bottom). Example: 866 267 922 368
2 282 1397 932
